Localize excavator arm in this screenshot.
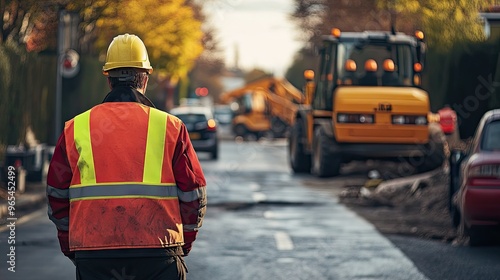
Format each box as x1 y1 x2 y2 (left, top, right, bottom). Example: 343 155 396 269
219 77 304 135
219 77 304 104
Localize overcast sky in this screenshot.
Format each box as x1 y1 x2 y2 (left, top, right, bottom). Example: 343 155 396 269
205 0 304 76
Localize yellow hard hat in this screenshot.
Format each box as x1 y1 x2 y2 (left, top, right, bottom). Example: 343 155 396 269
102 34 153 75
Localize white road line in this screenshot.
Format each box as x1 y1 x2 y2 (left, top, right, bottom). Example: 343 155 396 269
252 192 266 202
274 231 294 251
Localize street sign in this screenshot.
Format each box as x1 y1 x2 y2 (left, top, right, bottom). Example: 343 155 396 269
61 49 80 78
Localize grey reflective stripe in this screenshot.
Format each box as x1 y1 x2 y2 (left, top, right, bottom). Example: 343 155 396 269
69 184 178 200
47 204 69 231
178 187 206 202
47 185 69 199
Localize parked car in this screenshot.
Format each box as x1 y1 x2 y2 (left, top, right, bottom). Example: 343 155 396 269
214 104 233 126
449 109 500 246
214 104 234 138
169 106 219 160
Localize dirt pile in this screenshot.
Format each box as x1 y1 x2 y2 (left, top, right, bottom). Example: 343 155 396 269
339 169 457 243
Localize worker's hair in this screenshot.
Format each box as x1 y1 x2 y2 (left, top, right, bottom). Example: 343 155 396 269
108 72 148 89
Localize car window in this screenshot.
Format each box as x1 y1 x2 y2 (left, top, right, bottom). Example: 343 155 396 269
214 109 232 124
481 120 500 151
176 114 208 123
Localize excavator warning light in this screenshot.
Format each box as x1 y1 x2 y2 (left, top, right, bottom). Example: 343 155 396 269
364 59 378 72
383 59 395 72
304 70 315 81
345 59 357 72
414 75 421 86
413 62 423 73
331 28 341 38
415 30 424 40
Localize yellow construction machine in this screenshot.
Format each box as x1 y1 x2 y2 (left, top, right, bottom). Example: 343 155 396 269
219 77 304 138
289 28 447 177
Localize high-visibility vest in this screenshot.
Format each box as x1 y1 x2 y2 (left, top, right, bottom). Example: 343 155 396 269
64 103 184 251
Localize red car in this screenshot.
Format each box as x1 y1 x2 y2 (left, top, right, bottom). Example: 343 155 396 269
449 109 500 246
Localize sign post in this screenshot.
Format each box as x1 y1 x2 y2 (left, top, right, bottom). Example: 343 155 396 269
54 10 79 143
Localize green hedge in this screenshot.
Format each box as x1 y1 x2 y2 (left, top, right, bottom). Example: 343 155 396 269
423 38 500 139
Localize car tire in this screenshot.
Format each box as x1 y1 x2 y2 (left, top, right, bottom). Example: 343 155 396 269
448 156 461 228
459 215 488 246
211 144 219 160
233 124 247 138
450 204 461 228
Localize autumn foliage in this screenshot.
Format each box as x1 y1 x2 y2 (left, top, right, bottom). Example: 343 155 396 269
95 0 203 78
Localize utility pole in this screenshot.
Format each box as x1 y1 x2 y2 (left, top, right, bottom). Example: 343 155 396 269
54 9 79 143
55 8 65 143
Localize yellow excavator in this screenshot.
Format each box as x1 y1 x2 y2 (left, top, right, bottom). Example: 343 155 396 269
219 77 304 138
288 28 449 177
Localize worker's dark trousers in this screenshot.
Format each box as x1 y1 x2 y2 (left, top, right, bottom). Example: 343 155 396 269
74 255 187 280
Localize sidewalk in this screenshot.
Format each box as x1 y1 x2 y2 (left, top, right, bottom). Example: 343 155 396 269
0 181 46 224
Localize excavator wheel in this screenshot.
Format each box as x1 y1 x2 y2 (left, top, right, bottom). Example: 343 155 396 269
311 126 341 177
288 121 311 173
233 124 248 138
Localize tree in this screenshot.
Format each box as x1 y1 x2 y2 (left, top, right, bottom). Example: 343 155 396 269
186 1 225 103
285 47 318 90
387 0 495 50
1 0 115 53
0 0 57 50
291 0 418 45
66 0 114 55
95 0 203 78
185 23 225 101
291 0 495 50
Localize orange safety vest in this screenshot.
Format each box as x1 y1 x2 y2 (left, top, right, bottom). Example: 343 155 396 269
64 103 184 251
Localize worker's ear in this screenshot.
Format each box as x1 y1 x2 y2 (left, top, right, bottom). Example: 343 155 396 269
141 75 149 94
107 77 112 90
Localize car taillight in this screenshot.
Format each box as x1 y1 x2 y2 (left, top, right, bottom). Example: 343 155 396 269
467 164 500 187
207 119 217 131
337 113 374 124
392 115 427 125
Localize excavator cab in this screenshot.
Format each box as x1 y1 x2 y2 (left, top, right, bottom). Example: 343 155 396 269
304 29 425 111
346 42 417 87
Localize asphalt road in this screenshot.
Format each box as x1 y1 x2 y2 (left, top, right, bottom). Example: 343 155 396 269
0 138 499 279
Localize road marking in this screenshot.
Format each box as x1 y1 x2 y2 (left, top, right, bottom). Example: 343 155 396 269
252 192 266 202
274 231 294 250
249 182 260 191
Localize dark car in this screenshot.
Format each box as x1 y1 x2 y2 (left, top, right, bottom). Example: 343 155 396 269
170 106 219 160
449 109 500 245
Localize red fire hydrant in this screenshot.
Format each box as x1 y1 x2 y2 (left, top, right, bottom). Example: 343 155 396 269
438 107 457 135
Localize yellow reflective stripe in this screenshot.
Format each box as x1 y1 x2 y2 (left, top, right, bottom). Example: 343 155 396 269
143 108 167 183
74 110 96 185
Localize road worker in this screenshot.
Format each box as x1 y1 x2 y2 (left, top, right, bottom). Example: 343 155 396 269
46 33 207 280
